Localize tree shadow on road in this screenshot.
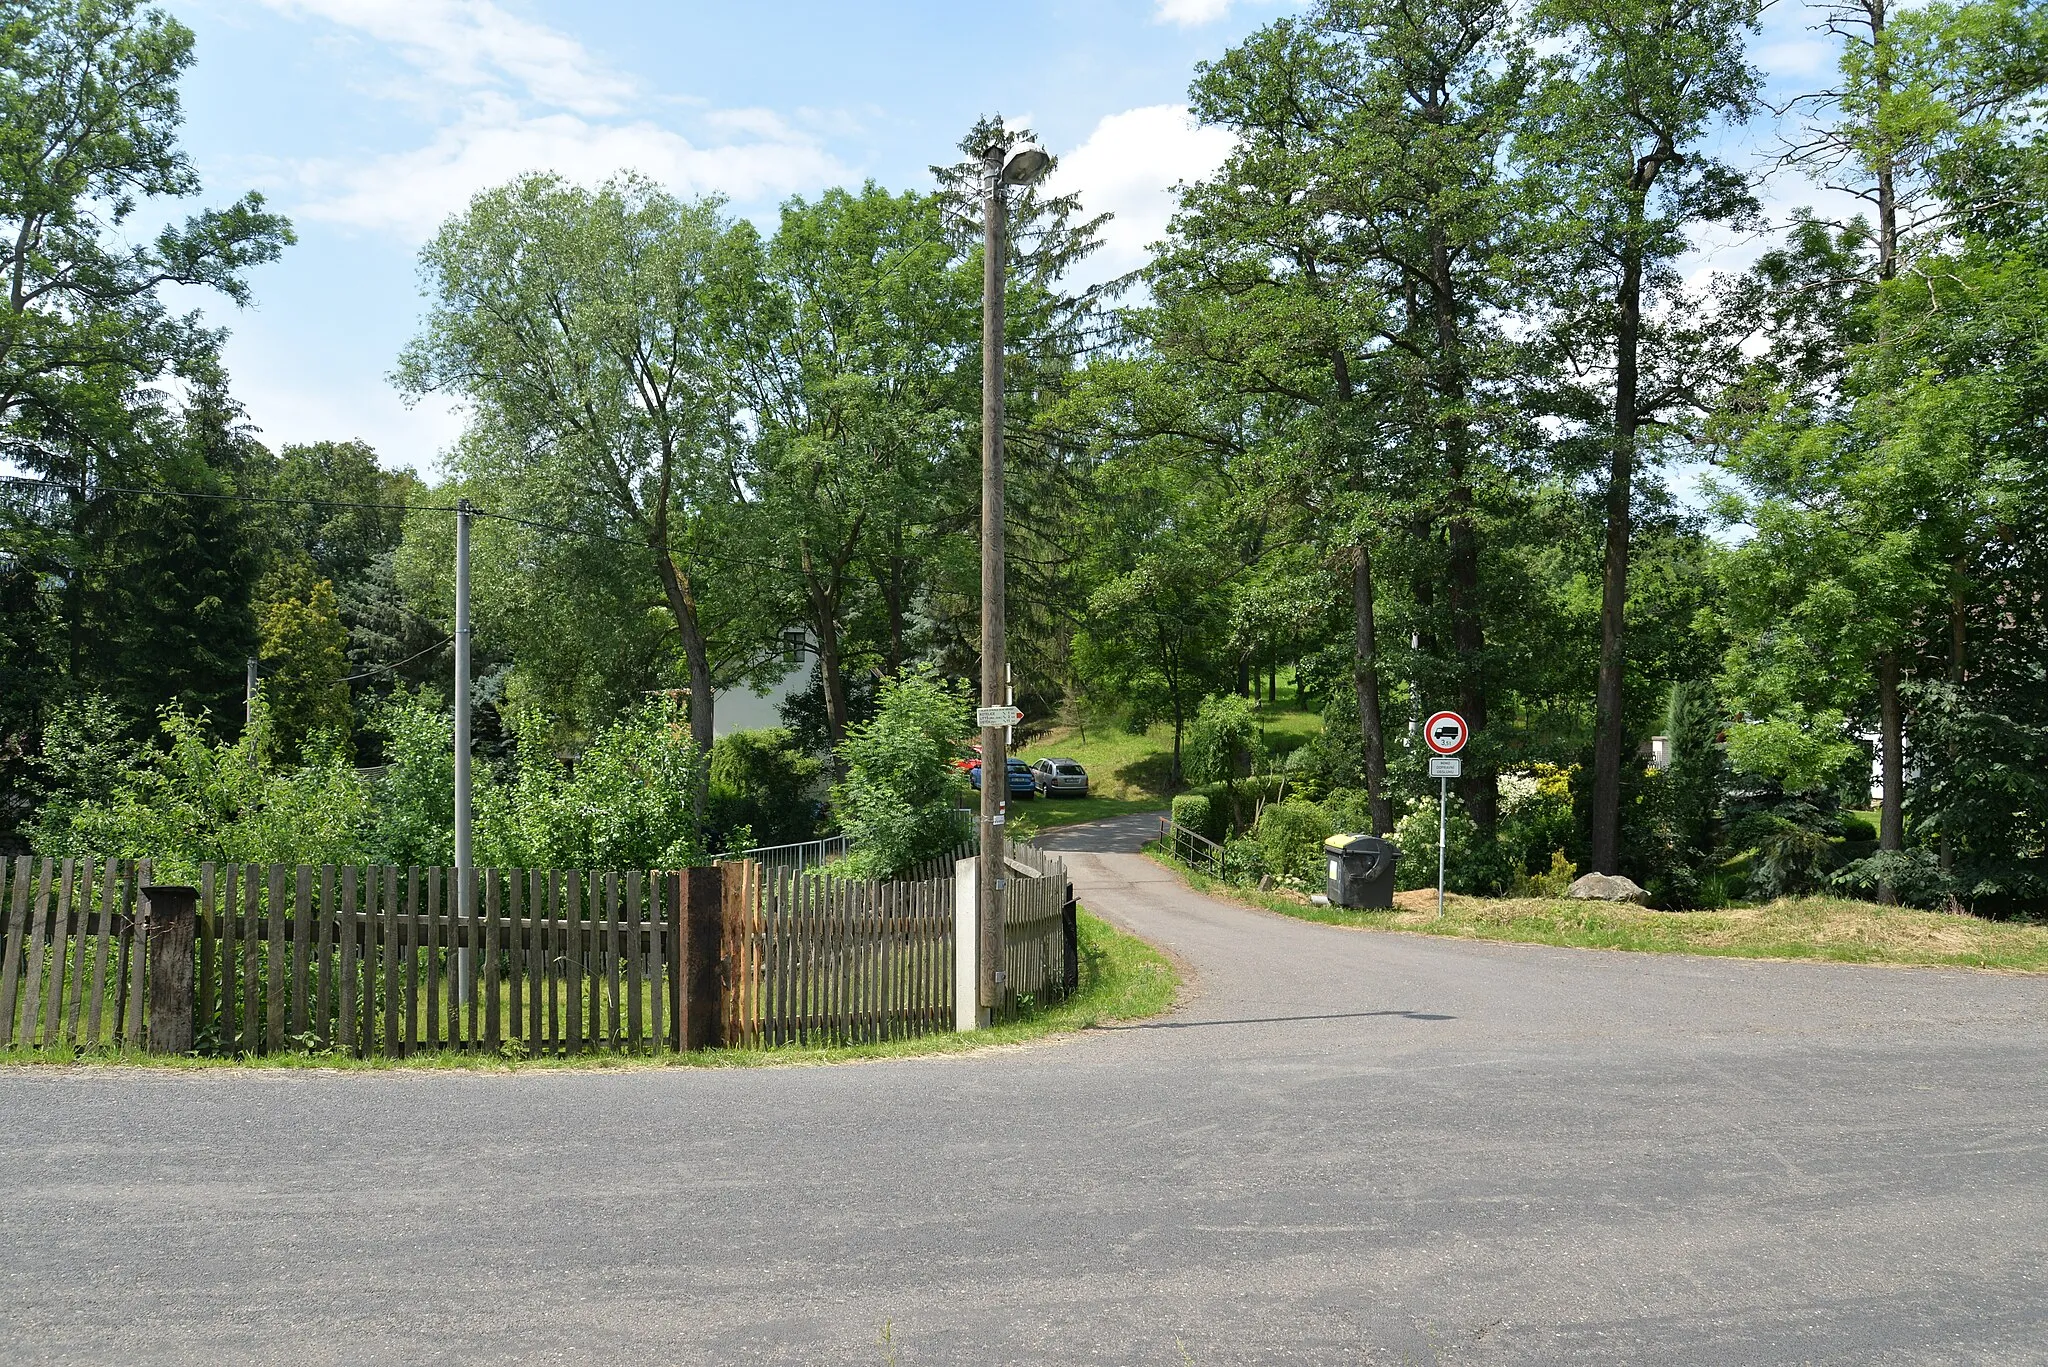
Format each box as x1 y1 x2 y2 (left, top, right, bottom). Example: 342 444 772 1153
1094 1009 1455 1031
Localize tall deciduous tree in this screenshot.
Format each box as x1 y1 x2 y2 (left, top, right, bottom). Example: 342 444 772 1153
728 184 977 750
1528 0 1763 874
400 173 758 763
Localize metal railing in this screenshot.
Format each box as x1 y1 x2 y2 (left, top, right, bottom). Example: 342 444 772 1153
1157 817 1224 876
716 834 849 873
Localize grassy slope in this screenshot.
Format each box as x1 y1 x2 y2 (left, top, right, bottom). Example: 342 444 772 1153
1012 696 1323 831
0 911 1179 1071
1161 853 2048 974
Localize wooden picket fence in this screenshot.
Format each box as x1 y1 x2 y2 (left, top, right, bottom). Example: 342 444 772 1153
721 860 956 1047
0 855 691 1058
1001 842 1075 1009
3 842 1077 1059
720 840 1075 1047
0 857 148 1053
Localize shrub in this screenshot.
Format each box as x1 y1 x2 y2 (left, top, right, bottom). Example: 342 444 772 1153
475 695 707 872
1184 693 1258 786
37 700 370 876
1512 850 1578 898
1497 764 1576 880
1391 790 1512 894
831 666 971 880
1170 793 1213 842
1256 800 1333 886
708 727 821 851
369 689 454 868
1221 834 1268 883
1319 787 1378 838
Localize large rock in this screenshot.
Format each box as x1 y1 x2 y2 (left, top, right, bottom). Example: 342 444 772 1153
1566 872 1648 904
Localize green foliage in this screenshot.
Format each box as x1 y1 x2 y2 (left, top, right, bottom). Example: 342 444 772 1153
1256 800 1334 886
398 173 757 754
1725 710 1860 795
1512 850 1580 898
25 694 148 850
1184 693 1259 787
33 700 369 877
830 667 970 880
1392 790 1513 895
255 558 351 760
708 727 822 852
1646 680 1726 907
1495 766 1579 885
1169 793 1214 843
367 690 454 869
0 0 292 443
476 697 706 872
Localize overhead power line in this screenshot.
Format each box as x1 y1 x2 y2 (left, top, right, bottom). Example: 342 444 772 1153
0 472 634 544
340 635 453 683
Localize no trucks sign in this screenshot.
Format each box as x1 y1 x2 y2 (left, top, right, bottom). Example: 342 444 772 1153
1424 710 1468 756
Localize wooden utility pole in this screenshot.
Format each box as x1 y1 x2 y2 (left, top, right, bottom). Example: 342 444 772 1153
977 144 1008 1024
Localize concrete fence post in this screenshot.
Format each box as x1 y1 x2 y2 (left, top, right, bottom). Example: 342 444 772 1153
954 856 985 1031
140 884 197 1055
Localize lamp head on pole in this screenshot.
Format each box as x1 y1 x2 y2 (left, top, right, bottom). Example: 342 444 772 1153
1000 141 1051 186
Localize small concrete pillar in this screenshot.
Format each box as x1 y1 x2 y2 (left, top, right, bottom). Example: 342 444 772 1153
954 857 987 1031
140 885 198 1055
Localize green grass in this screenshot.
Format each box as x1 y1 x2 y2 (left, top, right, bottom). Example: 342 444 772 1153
1014 694 1323 829
0 910 1179 1071
1154 848 2048 974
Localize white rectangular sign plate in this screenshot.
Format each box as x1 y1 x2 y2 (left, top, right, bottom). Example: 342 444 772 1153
976 705 1024 728
1428 757 1463 778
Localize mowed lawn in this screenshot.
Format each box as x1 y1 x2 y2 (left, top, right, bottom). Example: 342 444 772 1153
1012 698 1323 831
1179 866 2048 974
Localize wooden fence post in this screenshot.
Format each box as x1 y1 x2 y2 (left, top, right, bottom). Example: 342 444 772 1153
141 884 197 1055
682 866 725 1050
1062 878 1079 1000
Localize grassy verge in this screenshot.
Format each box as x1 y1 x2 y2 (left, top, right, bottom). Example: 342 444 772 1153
1015 695 1323 825
1152 848 2048 974
0 910 1179 1072
1007 794 1165 833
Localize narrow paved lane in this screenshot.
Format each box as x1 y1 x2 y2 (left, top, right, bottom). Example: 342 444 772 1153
2 814 2044 1365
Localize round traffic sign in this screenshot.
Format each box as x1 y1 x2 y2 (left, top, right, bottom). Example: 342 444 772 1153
1424 710 1468 755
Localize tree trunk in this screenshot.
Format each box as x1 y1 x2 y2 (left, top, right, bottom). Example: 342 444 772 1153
649 547 715 755
1351 546 1392 836
1940 562 1965 873
1428 227 1494 836
1588 233 1645 876
810 581 849 754
1877 649 1903 904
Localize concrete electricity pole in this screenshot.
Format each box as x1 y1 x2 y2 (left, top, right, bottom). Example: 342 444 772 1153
977 137 1049 1024
454 496 473 929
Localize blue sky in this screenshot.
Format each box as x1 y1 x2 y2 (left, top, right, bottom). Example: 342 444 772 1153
164 0 1846 473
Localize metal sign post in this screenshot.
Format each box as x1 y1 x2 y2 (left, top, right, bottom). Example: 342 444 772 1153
1424 712 1469 921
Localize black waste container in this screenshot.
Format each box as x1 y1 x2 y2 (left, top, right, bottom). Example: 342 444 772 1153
1324 833 1400 908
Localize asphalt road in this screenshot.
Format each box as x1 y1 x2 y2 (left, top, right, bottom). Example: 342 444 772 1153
3 811 2045 1365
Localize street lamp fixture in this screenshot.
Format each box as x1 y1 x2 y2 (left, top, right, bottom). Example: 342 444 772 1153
999 141 1050 186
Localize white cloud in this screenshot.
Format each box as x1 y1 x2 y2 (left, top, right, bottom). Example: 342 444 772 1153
1154 0 1239 25
222 336 470 472
259 0 633 115
1045 104 1235 283
260 0 848 239
293 95 844 237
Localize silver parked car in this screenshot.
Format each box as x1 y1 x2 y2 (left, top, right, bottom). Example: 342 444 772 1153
1032 757 1090 797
